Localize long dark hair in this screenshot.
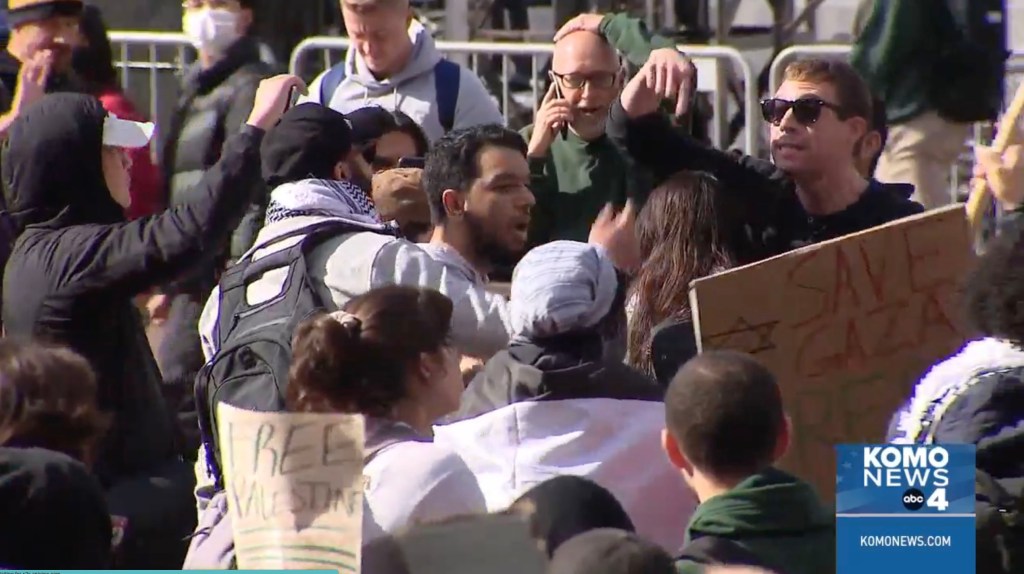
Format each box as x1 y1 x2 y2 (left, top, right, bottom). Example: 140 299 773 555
71 5 119 94
626 171 745 377
286 286 454 417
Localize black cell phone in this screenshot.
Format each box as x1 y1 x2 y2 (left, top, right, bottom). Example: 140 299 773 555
551 78 569 140
283 86 300 113
398 157 425 169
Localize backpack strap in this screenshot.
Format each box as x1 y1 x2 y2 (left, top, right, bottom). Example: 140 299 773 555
677 535 769 569
214 220 357 349
319 63 347 106
433 59 460 133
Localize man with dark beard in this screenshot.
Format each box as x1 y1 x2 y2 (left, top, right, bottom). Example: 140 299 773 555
420 124 535 289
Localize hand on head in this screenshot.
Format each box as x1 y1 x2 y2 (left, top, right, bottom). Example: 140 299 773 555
553 13 604 42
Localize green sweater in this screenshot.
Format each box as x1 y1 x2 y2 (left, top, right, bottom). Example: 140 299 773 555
523 13 671 244
850 0 960 124
523 126 652 243
676 468 835 574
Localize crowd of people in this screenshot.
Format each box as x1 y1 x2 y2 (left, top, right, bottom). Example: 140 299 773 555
0 0 1021 572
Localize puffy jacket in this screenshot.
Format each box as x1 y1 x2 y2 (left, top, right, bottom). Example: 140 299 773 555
160 36 273 298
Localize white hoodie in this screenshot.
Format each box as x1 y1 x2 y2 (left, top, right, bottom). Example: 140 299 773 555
304 20 504 142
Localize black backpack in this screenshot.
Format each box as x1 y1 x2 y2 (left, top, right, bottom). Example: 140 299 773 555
195 219 360 489
911 367 1024 574
930 0 1008 123
976 470 1024 574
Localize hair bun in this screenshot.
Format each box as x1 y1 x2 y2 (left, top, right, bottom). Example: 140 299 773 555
328 310 363 341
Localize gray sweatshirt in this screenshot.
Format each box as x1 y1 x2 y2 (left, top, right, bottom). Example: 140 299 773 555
303 20 504 142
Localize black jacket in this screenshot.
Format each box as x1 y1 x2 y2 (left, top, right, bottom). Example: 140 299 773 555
606 101 924 259
0 447 113 569
455 333 663 421
161 36 272 298
1 93 265 486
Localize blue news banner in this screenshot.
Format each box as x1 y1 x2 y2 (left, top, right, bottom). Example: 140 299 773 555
835 444 976 573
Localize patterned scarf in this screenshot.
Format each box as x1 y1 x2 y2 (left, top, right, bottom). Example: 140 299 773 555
265 178 390 229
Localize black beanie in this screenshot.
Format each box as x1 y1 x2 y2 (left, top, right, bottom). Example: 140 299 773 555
260 103 352 188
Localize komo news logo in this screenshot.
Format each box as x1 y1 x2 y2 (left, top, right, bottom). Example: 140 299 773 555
862 446 950 512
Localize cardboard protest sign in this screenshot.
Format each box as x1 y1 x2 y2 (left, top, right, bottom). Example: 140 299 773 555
217 403 365 572
689 205 974 504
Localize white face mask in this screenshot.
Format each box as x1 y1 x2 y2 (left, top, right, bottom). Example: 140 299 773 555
183 8 241 55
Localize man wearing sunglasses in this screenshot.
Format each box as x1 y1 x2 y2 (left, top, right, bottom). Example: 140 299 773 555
609 56 922 259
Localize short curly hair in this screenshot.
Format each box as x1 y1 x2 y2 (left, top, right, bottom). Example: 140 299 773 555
964 222 1024 345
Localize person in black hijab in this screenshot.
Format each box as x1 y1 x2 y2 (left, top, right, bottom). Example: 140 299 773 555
0 75 304 568
507 475 636 558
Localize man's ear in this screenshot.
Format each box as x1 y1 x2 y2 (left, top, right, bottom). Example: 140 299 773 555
333 160 349 181
661 428 692 473
440 189 463 217
847 116 869 145
405 6 414 27
864 131 882 158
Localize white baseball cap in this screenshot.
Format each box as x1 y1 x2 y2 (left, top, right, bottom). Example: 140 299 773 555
102 114 155 149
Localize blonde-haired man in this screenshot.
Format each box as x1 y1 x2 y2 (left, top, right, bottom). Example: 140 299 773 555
303 0 503 141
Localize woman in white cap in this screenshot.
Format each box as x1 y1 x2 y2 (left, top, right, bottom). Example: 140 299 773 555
0 75 303 568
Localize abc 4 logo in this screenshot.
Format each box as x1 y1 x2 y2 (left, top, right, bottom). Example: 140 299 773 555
902 487 949 511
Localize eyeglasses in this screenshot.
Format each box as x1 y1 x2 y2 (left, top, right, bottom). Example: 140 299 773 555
551 72 618 90
760 98 845 126
182 0 240 10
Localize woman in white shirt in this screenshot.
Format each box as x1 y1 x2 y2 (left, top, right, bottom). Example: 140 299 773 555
286 285 487 542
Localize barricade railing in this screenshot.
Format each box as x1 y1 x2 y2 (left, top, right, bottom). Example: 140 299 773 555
109 31 193 135
289 37 759 154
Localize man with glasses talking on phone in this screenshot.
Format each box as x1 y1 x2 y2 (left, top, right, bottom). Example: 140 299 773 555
608 57 923 259
523 28 657 246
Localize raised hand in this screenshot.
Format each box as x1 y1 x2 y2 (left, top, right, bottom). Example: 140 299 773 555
246 75 308 131
13 49 54 114
588 201 641 273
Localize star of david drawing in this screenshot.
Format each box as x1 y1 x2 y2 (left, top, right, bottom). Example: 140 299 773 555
705 317 780 354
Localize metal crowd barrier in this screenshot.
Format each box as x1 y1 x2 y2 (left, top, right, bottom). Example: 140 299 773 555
289 36 759 154
108 31 193 145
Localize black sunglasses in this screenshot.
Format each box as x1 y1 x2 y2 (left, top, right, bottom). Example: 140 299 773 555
760 98 845 126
